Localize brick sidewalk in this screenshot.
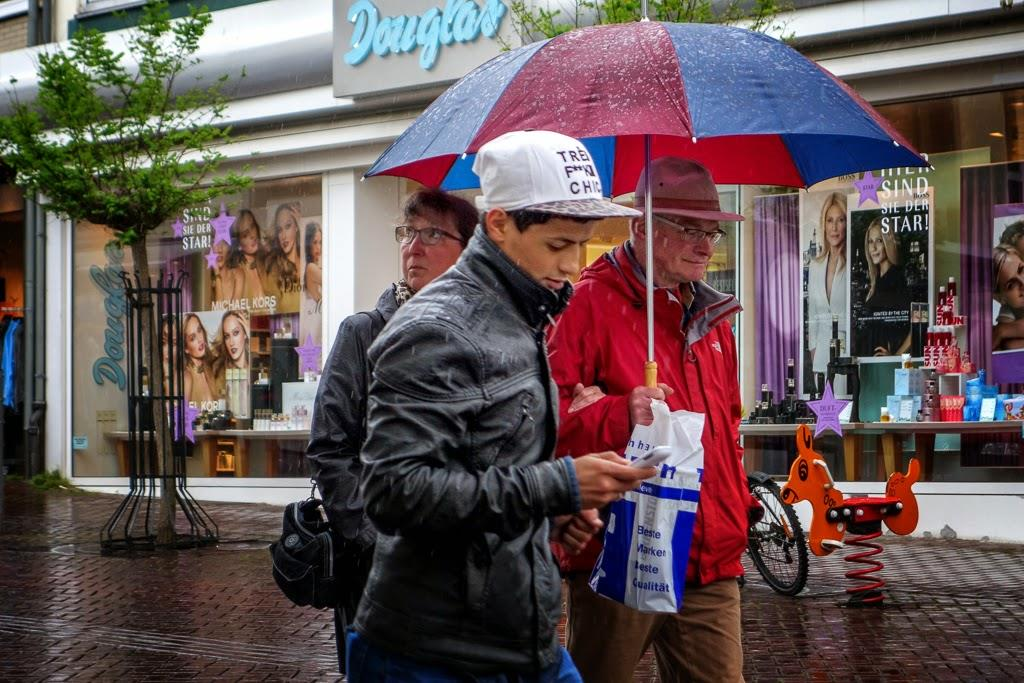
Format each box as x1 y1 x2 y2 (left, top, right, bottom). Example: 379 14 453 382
2 480 1023 681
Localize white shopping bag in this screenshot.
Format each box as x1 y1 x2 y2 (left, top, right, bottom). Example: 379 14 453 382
589 400 705 613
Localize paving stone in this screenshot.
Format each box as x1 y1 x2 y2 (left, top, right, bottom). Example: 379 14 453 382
3 480 1024 680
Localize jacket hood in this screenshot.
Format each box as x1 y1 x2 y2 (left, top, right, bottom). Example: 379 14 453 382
459 225 573 330
580 242 742 346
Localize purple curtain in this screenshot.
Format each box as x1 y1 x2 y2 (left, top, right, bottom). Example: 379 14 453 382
960 162 1023 466
754 194 800 398
960 161 1023 389
164 255 192 313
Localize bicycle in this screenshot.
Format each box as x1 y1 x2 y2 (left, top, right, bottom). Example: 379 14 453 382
745 472 809 596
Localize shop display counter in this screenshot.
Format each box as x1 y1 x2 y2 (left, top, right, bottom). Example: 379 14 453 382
104 429 312 478
740 422 1023 481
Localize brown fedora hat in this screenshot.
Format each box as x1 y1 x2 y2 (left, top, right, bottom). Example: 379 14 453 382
634 157 744 222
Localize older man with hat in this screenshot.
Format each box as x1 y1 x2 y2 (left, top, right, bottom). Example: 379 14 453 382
548 156 758 682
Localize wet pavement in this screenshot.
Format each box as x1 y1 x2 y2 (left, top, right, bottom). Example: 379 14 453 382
2 479 1023 681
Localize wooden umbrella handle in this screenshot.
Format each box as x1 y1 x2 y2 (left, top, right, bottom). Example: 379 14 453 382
644 361 658 389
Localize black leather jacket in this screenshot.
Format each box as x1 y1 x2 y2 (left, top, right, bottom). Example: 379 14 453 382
306 286 398 548
354 227 582 675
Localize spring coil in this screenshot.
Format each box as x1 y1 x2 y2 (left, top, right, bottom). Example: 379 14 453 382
843 529 885 604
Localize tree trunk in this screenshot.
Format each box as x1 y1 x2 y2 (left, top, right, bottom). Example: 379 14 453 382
129 239 177 546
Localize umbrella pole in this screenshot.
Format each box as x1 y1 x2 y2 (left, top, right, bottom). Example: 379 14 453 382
643 133 657 389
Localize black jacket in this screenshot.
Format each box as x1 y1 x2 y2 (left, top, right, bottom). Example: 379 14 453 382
306 286 398 547
354 228 582 675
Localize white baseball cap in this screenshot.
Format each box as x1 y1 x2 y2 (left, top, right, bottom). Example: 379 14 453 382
473 130 641 219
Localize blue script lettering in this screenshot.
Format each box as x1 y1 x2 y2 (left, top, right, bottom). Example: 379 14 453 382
89 243 126 390
344 0 507 71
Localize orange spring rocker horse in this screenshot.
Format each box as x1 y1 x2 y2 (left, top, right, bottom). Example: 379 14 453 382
781 425 920 605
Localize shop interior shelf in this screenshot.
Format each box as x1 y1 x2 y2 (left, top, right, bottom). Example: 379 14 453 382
740 421 1023 482
104 429 311 440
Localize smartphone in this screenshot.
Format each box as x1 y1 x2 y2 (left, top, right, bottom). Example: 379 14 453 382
630 446 672 469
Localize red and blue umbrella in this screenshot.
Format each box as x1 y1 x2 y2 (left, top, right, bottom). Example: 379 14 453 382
367 19 928 388
365 20 927 192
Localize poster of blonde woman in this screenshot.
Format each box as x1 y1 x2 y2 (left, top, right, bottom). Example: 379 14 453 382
262 201 304 314
298 217 324 372
849 188 933 359
203 204 303 315
799 189 850 395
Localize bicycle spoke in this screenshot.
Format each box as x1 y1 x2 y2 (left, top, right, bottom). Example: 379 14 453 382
746 477 809 596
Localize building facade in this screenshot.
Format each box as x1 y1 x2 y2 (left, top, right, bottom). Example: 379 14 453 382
1 0 1022 537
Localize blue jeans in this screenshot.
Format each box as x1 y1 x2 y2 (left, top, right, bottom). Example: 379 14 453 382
346 630 583 682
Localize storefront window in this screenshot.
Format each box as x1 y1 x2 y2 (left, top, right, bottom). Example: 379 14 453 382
874 89 1024 165
749 87 1024 481
71 175 323 478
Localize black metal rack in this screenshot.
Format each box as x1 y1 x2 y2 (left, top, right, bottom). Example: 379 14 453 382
100 271 217 552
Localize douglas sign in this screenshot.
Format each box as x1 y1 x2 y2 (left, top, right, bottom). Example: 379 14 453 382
333 0 511 98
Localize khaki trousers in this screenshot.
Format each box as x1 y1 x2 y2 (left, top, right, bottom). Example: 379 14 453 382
565 574 744 683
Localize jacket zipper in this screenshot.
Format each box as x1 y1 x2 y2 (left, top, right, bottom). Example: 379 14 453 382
682 335 717 586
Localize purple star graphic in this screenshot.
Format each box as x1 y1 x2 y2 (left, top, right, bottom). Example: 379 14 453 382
853 171 882 207
209 203 235 246
807 382 850 438
294 333 322 374
183 404 201 443
172 217 185 238
205 249 220 269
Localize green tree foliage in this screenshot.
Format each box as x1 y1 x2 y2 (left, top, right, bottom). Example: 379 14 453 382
0 1 249 246
508 0 791 41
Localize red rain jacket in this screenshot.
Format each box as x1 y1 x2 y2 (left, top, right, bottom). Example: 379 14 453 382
549 244 754 585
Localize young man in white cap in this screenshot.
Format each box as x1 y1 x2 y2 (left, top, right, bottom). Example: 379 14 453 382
348 130 656 681
549 156 759 682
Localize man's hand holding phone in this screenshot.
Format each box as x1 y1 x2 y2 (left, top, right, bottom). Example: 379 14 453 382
629 446 673 471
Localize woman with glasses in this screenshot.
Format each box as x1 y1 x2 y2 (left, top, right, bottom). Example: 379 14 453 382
394 217 471 294
305 187 477 675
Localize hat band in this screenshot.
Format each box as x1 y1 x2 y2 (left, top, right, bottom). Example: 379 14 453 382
639 197 723 213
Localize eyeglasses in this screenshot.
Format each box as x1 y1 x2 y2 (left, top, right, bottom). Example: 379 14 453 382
653 215 727 245
394 225 464 246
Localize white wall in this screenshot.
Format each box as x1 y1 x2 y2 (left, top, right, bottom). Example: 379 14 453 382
44 213 70 475
320 167 403 356
353 173 403 313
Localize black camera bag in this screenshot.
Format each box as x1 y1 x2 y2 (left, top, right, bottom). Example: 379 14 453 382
269 497 338 609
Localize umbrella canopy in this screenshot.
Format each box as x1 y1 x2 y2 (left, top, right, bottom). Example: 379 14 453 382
366 21 927 192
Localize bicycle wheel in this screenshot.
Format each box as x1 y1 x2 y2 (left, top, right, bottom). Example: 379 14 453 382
746 476 809 596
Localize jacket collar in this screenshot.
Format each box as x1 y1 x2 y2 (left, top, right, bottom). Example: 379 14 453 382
459 226 572 330
598 242 742 342
375 285 400 322
616 240 739 314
